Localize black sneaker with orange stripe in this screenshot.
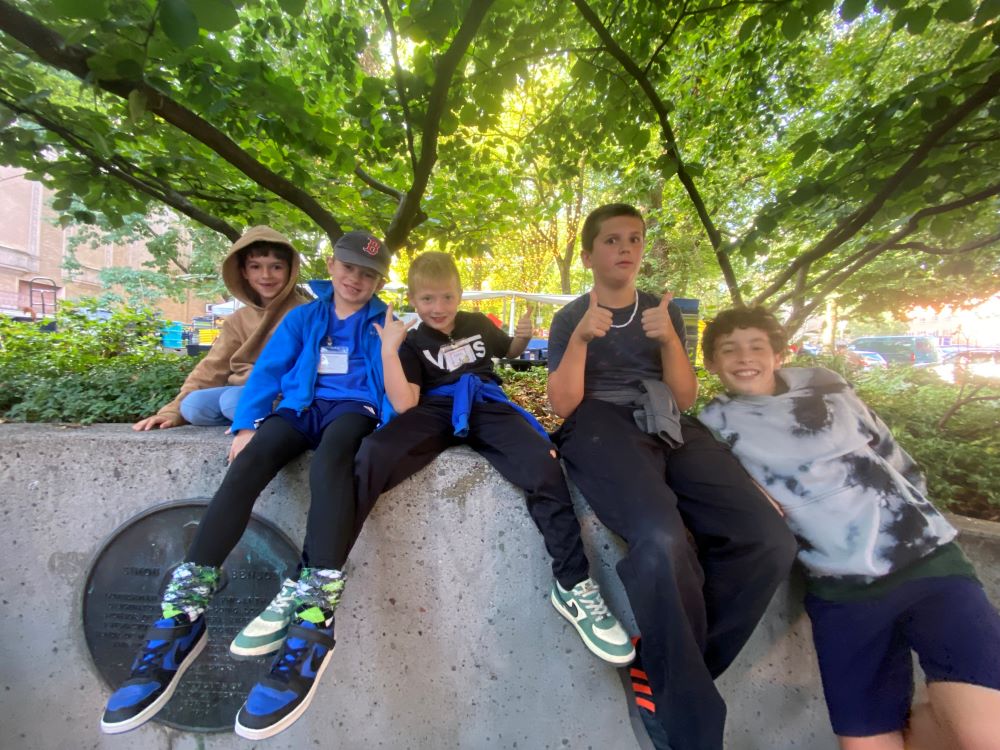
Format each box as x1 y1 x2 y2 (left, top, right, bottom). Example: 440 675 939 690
628 637 671 750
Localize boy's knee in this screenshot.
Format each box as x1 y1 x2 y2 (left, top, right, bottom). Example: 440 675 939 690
179 392 222 425
218 387 244 420
632 524 695 568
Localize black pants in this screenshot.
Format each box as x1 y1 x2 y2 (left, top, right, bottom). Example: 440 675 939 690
552 400 796 750
355 398 590 589
187 412 377 570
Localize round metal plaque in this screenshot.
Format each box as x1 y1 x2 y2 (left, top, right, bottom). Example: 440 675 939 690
83 500 299 733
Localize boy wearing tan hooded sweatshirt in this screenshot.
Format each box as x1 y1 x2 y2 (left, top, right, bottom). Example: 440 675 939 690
134 226 309 430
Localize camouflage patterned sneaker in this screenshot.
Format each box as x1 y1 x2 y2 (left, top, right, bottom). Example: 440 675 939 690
230 578 298 657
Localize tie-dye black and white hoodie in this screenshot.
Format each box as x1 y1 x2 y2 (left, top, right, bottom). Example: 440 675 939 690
699 366 956 584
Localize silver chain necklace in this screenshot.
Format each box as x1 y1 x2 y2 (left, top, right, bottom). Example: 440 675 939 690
607 290 639 329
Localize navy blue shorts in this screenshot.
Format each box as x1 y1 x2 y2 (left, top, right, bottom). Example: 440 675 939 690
269 399 377 450
805 575 1000 737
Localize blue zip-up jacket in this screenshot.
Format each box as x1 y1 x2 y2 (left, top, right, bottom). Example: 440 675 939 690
426 373 549 440
232 280 394 432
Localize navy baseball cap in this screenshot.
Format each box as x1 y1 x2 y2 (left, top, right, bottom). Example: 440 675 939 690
333 231 391 277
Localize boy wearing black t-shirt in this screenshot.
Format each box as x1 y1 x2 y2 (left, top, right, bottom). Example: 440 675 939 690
546 204 797 750
354 251 634 665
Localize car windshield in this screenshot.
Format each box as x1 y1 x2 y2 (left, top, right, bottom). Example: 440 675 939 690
854 339 912 356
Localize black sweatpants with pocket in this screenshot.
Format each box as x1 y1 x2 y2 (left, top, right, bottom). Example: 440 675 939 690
354 397 591 589
552 399 797 750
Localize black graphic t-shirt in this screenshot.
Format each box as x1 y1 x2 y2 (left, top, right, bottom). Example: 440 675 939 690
548 290 686 396
400 311 512 391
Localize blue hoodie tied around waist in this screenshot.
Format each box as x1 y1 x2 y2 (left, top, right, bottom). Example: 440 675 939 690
232 279 396 432
426 373 549 440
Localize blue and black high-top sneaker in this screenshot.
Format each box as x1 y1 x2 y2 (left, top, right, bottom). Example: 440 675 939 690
100 613 207 734
234 605 336 740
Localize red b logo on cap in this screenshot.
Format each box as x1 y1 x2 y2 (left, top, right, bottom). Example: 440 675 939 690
363 238 381 256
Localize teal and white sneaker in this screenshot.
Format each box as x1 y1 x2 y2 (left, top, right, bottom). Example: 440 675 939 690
230 578 298 657
550 578 635 666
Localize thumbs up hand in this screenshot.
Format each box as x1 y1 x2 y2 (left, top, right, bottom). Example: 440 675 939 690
514 306 534 339
641 291 678 345
572 289 613 344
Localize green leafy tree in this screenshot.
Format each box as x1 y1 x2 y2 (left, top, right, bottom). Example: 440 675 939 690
2 0 998 331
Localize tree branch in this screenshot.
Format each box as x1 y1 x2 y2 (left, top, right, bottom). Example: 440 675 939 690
377 0 418 174
570 0 742 304
751 70 1000 306
643 0 688 76
0 0 344 241
888 232 1000 255
771 181 1000 310
0 96 240 240
384 0 496 250
353 165 405 200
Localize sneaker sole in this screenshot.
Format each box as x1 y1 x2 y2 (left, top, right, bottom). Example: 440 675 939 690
549 590 635 666
99 632 208 734
233 645 335 740
229 635 286 658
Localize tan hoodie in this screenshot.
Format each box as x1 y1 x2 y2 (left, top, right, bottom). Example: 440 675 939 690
155 226 309 424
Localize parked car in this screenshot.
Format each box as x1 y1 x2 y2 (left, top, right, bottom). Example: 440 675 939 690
848 335 941 365
851 350 888 369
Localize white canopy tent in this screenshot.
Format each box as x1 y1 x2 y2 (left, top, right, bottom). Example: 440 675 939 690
460 290 578 335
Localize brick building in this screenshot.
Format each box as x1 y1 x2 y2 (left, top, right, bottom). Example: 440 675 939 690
0 165 214 323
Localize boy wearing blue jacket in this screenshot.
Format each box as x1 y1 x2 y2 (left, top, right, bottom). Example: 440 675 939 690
699 306 1000 750
354 251 634 666
100 231 394 740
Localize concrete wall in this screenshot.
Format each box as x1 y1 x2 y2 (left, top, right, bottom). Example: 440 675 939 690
0 423 997 750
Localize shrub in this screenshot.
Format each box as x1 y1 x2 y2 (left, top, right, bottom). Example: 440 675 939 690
0 301 196 424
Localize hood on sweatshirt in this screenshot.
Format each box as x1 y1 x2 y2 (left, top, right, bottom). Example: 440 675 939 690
221 225 304 310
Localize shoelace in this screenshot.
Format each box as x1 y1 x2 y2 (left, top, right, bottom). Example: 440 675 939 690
574 580 610 619
272 640 309 682
132 639 171 676
266 584 297 615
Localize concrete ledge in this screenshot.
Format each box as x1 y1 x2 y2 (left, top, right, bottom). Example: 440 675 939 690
1 423 997 750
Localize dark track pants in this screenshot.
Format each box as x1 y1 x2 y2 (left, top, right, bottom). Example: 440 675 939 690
187 412 377 569
552 400 796 750
355 398 590 589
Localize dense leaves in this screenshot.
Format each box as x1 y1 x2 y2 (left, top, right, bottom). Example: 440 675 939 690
1 0 998 328
0 301 196 423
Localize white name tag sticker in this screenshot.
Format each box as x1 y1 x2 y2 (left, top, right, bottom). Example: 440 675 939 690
318 345 349 374
442 342 476 371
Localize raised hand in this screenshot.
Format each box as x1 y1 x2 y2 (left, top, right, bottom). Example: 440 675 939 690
572 289 613 344
641 291 678 345
514 305 535 339
373 302 416 351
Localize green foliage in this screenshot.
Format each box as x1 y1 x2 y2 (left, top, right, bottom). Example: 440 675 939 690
3 355 195 424
852 366 1000 517
1 0 998 331
0 301 196 424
